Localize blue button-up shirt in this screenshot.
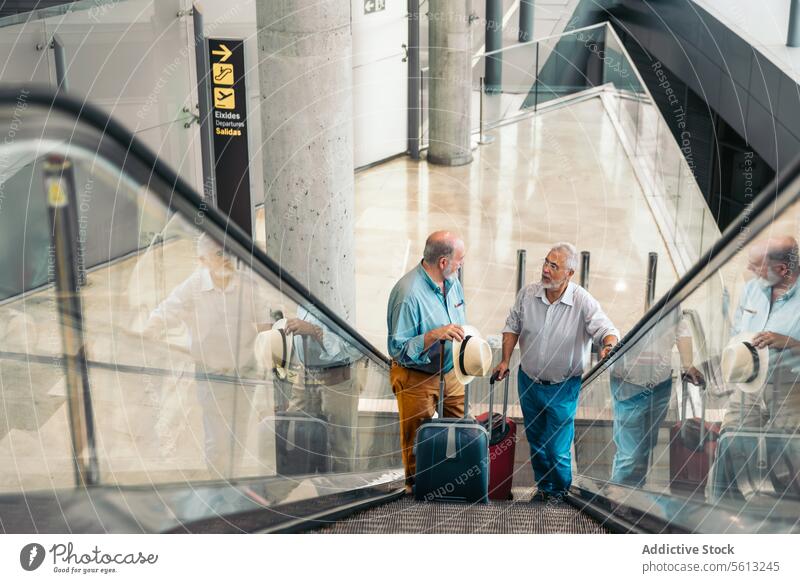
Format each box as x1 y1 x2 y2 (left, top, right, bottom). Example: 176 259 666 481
387 262 467 374
732 278 800 369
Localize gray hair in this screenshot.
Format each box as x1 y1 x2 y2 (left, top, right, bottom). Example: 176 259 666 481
196 233 231 260
423 237 455 265
550 242 578 271
767 238 800 274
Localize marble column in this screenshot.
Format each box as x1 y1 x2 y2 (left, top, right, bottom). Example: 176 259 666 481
256 0 356 323
428 0 473 166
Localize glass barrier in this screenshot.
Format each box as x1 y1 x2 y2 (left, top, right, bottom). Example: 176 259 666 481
577 182 800 530
469 23 720 272
0 0 200 194
0 95 399 516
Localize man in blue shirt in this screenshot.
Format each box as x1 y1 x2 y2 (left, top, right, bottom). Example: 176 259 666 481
387 231 467 492
724 236 800 430
710 236 800 502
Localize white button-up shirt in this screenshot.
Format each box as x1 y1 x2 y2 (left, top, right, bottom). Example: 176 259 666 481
502 281 619 382
149 267 271 372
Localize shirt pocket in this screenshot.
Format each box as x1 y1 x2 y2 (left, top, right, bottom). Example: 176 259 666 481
453 297 467 321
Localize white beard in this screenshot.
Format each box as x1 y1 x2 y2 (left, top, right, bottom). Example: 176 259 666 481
759 267 782 287
211 266 236 279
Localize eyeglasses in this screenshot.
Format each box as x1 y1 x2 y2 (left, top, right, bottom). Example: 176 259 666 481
542 258 561 272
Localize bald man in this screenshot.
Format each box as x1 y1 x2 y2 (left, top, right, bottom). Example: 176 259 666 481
387 231 467 492
723 235 800 430
709 236 800 501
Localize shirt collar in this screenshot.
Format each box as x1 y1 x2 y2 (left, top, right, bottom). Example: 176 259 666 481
776 279 799 302
416 261 451 296
199 268 238 293
535 281 575 306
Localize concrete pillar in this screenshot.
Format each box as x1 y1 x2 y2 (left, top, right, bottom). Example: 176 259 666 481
789 0 800 47
518 0 534 43
256 0 356 323
428 0 473 166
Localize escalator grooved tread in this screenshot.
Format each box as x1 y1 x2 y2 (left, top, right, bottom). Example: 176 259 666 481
313 488 610 534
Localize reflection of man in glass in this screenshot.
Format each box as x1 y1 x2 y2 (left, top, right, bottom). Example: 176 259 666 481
284 307 359 473
610 309 703 486
724 236 800 430
143 234 271 478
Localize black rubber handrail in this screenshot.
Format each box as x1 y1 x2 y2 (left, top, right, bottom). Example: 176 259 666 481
582 151 799 386
0 87 391 367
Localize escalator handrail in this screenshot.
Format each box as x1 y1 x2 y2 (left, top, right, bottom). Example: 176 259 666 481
0 87 391 367
583 151 800 386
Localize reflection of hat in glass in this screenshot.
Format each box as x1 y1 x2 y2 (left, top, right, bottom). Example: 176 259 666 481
452 325 493 385
254 318 294 377
721 333 769 394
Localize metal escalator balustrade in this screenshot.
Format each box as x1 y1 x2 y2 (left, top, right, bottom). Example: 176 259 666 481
0 88 403 533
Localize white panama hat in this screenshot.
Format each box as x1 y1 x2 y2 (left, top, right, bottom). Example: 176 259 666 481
720 332 769 394
254 318 294 378
452 325 493 385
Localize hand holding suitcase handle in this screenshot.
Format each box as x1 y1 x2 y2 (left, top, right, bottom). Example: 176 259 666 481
487 370 510 437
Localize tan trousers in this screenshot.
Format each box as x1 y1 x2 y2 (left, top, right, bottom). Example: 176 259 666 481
391 362 464 484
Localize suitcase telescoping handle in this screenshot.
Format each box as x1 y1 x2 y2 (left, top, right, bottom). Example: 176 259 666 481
438 339 446 418
488 371 510 435
680 374 707 447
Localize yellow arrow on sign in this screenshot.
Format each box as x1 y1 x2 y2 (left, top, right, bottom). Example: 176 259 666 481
212 44 233 62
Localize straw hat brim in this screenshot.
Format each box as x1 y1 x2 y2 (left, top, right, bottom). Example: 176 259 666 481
453 325 488 385
724 332 769 394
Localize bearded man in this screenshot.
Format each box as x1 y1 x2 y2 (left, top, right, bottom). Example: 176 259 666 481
493 242 619 502
387 230 468 493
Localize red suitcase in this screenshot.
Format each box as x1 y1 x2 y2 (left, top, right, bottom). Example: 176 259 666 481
476 373 517 500
669 377 720 493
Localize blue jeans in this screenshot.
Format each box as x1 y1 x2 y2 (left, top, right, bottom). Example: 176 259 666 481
610 377 672 486
518 370 582 495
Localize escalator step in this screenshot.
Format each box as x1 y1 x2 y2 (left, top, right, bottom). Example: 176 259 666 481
312 488 610 534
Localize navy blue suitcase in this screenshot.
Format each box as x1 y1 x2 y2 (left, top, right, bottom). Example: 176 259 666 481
261 411 331 476
414 340 489 503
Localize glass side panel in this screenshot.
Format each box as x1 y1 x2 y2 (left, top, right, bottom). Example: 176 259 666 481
41 0 199 181
0 19 51 85
578 194 800 529
468 24 721 273
0 103 399 510
0 140 72 493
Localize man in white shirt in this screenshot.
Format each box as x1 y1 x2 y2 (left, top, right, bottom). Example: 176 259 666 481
144 234 272 478
494 242 619 501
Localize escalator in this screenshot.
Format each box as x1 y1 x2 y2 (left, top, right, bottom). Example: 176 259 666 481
312 487 609 534
1 87 800 535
